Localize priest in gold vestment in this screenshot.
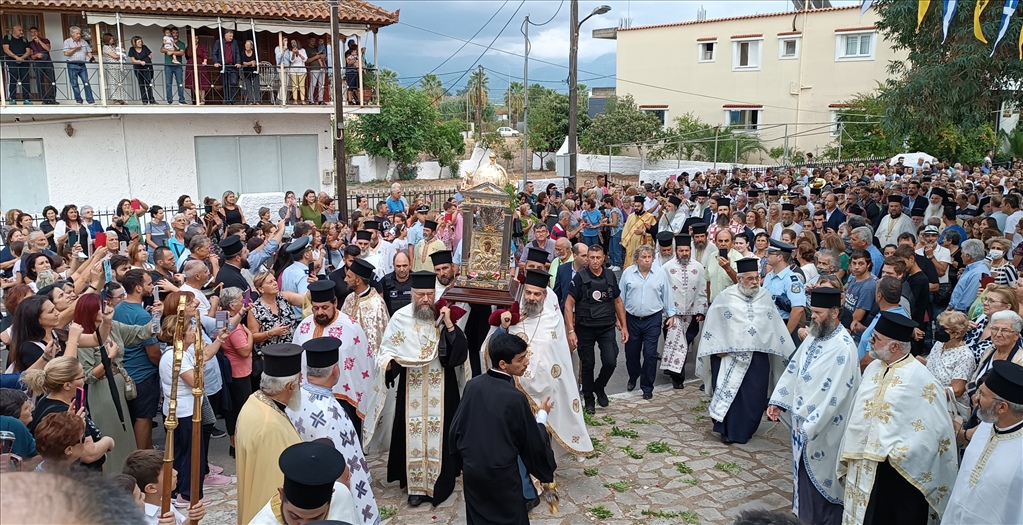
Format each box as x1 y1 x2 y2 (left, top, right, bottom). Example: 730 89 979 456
620 196 657 269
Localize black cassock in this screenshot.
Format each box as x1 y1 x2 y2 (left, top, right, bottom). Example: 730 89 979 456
450 370 557 525
384 324 468 505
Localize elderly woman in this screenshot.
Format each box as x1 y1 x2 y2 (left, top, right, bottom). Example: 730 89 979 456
965 284 1020 361
919 310 976 407
987 237 1017 286
246 271 303 367
960 309 1023 445
217 287 253 455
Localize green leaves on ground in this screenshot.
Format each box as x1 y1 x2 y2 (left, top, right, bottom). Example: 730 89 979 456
674 462 693 474
646 440 677 455
590 505 613 519
379 505 397 520
714 462 742 475
621 445 644 459
584 467 599 477
603 480 632 492
610 426 638 439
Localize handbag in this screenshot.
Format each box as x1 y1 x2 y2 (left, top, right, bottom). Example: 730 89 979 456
119 367 137 401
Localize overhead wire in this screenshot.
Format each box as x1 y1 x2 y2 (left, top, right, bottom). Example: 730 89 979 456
411 0 510 88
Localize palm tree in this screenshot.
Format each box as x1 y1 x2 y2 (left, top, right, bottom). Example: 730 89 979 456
420 73 445 106
378 68 399 88
504 81 524 128
467 69 489 139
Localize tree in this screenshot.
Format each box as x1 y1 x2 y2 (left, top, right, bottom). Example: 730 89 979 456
467 69 490 140
425 119 466 171
419 73 445 106
648 112 714 161
579 95 661 155
504 81 524 128
527 88 590 169
826 92 894 160
349 83 438 181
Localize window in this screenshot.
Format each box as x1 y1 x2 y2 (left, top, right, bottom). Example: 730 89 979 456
779 38 799 59
0 140 49 214
3 13 45 37
698 42 715 62
642 108 667 127
61 13 93 44
726 109 760 131
195 135 320 198
732 39 761 70
836 32 875 60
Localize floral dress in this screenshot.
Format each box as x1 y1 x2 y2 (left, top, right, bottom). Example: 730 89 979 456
925 342 977 407
251 293 299 353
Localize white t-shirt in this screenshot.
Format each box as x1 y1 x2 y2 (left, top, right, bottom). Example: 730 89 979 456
179 283 211 317
160 344 196 418
917 245 952 284
1004 210 1023 249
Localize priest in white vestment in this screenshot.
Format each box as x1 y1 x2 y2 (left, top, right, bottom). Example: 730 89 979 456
941 360 1023 525
838 311 958 525
286 337 379 525
768 288 861 525
698 257 793 444
874 196 917 247
661 234 707 389
658 195 689 234
248 441 358 525
341 258 391 356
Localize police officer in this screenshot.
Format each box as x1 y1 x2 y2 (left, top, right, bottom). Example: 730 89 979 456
564 245 628 415
763 240 806 342
381 251 413 316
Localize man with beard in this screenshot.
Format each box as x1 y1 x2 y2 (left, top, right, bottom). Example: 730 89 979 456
621 196 658 269
875 195 916 247
214 235 251 293
690 222 711 263
363 220 396 277
235 343 304 525
768 288 861 525
412 219 446 272
942 360 1023 525
925 187 948 224
707 197 732 241
341 258 390 357
658 194 688 234
381 251 413 316
694 190 711 223
698 258 793 444
292 280 374 440
702 229 742 303
652 231 674 271
661 234 708 388
771 203 802 241
823 193 846 232
902 180 927 213
837 312 957 525
281 338 378 525
362 271 468 508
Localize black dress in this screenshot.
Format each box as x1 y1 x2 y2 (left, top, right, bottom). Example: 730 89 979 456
29 396 106 471
450 370 557 525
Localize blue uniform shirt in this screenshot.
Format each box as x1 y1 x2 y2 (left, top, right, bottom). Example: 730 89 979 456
281 261 311 317
764 266 806 320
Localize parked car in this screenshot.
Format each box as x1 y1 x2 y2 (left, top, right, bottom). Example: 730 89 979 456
498 127 520 137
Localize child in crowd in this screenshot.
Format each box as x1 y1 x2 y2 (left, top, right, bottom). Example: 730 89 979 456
163 28 180 64
122 449 205 525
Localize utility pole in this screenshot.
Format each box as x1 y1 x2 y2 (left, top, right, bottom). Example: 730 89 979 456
330 0 348 221
567 0 579 189
475 65 483 142
522 15 529 185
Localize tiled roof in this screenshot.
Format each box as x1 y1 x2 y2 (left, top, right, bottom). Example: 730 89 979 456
696 36 717 42
777 31 802 36
722 104 763 109
3 0 398 26
835 26 877 33
731 33 763 39
619 5 859 33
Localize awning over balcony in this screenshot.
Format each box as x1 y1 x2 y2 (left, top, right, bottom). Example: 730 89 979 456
84 12 370 37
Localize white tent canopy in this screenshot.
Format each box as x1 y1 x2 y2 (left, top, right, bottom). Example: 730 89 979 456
889 152 937 165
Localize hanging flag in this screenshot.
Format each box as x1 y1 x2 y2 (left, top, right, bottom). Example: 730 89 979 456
975 0 990 42
1018 18 1023 57
942 0 959 43
918 0 933 32
991 0 1020 57
860 0 874 16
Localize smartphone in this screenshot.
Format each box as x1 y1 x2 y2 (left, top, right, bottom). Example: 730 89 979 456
719 248 728 258
101 289 109 308
130 199 141 211
204 204 213 215
215 310 229 331
307 262 315 276
74 387 85 411
153 284 160 299
119 241 127 254
67 231 78 249
241 291 252 308
95 231 107 249
102 259 112 283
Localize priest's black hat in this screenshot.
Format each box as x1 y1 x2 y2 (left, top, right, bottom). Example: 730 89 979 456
930 187 948 200
303 337 341 368
430 250 453 266
682 217 701 232
810 288 842 309
986 361 1023 404
262 343 304 377
524 269 550 289
279 441 345 510
748 189 760 198
355 230 372 242
874 311 917 342
285 236 310 254
911 207 925 217
694 190 709 198
656 231 674 247
308 280 336 303
887 194 903 203
526 247 549 264
424 219 438 231
768 189 780 196
781 203 795 212
363 220 381 232
411 271 436 290
675 234 691 246
736 258 759 274
690 222 708 235
633 195 646 204
668 195 683 207
716 197 731 208
350 258 375 280
809 187 822 196
218 235 244 257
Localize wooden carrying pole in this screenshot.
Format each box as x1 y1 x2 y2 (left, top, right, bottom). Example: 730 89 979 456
189 310 206 523
161 297 189 515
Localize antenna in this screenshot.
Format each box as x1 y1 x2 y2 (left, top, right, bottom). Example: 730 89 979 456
618 17 632 28
696 5 707 21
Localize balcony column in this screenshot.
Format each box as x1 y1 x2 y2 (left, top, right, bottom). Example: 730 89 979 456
356 35 363 105
373 28 378 105
95 23 108 106
278 32 286 105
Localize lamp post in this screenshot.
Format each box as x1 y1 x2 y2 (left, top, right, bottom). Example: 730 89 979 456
568 2 610 189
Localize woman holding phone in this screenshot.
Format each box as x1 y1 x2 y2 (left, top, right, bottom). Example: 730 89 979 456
54 205 91 258
115 198 149 242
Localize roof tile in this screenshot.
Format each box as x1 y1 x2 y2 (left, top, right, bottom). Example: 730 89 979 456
619 5 859 33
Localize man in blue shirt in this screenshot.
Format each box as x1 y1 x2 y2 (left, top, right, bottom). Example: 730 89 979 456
386 182 408 214
113 269 160 450
763 241 806 339
407 205 428 257
619 245 674 399
856 276 909 364
949 239 990 313
281 236 315 317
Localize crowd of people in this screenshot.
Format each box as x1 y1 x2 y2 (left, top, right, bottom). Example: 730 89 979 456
1 24 368 106
0 155 1022 525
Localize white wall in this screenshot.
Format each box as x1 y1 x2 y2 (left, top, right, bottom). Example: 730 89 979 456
1 113 333 211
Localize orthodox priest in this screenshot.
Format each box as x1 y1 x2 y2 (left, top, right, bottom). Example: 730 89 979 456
621 195 657 269
248 441 358 525
767 288 860 525
838 311 958 525
293 280 374 439
362 271 468 508
941 361 1023 525
652 231 675 271
661 234 707 388
658 194 688 234
412 219 446 272
451 332 558 525
235 344 304 525
341 258 391 356
698 257 793 444
874 195 917 247
286 337 379 525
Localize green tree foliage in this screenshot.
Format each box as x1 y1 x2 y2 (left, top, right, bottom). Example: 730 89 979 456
349 83 438 181
467 69 490 138
827 92 893 160
527 87 590 169
648 112 713 161
504 81 524 128
1001 127 1023 157
419 73 445 106
580 95 661 155
425 119 467 170
647 112 767 163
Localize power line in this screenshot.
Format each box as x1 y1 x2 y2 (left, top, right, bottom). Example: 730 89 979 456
411 0 510 88
526 0 565 27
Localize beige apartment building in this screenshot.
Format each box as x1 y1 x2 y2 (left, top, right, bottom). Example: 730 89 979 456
613 5 907 162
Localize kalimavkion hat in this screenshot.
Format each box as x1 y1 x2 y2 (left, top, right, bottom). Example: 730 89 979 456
668 195 683 207
874 311 917 342
675 234 691 246
349 258 375 280
888 195 903 203
262 343 304 377
656 231 674 247
986 361 1023 404
279 441 346 511
526 247 549 264
430 250 453 266
302 337 341 368
308 280 336 303
355 230 372 241
423 220 438 231
524 269 551 289
690 222 708 235
410 271 436 290
362 220 381 232
781 203 795 212
810 288 842 309
633 195 646 204
735 258 759 274
218 235 243 257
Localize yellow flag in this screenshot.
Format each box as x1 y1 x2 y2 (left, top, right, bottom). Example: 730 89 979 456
1018 22 1023 58
918 0 933 32
975 0 990 42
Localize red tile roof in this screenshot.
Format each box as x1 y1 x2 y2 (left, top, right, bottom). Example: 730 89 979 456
619 5 859 33
731 33 764 39
722 104 763 109
3 0 398 26
777 31 802 36
696 36 718 42
835 26 877 33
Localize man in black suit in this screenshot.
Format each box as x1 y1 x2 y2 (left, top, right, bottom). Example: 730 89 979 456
902 180 927 214
554 243 588 310
823 193 847 232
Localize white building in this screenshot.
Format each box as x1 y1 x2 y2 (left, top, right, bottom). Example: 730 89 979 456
0 0 397 213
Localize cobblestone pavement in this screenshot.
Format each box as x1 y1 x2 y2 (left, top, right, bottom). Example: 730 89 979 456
199 380 794 525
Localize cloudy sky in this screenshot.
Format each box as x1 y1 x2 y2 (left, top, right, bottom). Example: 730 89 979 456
373 0 858 97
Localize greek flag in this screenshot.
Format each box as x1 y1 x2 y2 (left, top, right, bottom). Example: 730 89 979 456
942 0 959 43
991 0 1020 56
860 0 874 16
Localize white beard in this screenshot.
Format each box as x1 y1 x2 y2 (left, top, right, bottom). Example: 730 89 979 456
286 383 303 411
739 283 759 298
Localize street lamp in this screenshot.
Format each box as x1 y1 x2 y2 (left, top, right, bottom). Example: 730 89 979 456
568 2 610 189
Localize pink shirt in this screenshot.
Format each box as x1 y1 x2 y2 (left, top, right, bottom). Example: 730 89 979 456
221 326 251 378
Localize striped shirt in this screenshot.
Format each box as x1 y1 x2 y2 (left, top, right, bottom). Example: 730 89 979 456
62 37 91 62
